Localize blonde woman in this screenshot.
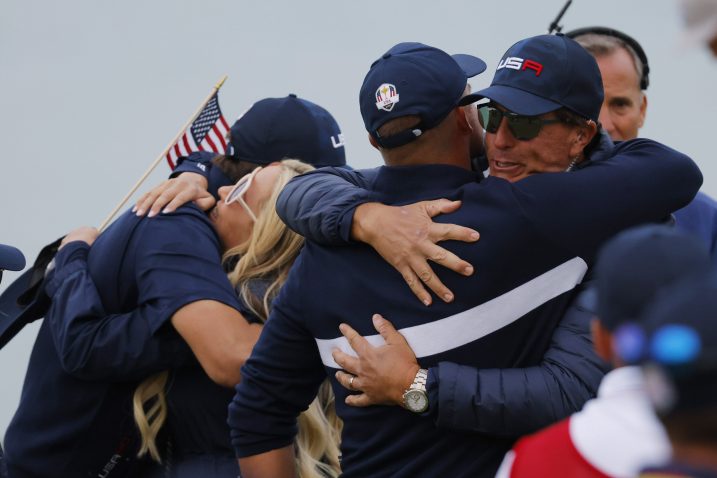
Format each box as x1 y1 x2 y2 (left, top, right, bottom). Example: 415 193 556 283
135 159 341 477
19 160 339 478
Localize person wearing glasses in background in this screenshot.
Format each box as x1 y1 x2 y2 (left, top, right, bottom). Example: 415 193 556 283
0 244 25 478
3 96 344 478
228 37 700 478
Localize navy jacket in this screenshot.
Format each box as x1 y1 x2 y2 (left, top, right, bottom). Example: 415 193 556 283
230 139 701 477
674 191 717 263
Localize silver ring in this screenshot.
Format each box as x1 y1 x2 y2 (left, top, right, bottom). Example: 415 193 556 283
349 375 356 390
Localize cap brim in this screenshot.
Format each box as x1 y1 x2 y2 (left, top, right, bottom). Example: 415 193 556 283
451 54 487 78
472 85 563 116
0 245 25 271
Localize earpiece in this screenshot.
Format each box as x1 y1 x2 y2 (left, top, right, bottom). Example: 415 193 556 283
565 26 650 90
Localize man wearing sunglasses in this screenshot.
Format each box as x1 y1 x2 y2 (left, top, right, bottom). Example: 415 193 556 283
230 37 700 478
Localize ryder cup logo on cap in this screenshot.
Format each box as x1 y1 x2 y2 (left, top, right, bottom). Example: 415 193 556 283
461 34 603 122
375 83 399 111
360 42 486 149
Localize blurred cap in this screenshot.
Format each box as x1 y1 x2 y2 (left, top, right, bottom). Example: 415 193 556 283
679 0 717 49
594 224 710 331
637 275 717 413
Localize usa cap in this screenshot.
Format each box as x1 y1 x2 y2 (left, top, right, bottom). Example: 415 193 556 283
0 244 25 272
461 34 603 122
360 42 487 149
227 94 347 168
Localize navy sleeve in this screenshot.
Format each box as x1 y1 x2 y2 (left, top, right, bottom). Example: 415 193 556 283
428 287 608 436
43 215 241 381
229 253 326 457
674 191 717 265
515 138 702 263
171 151 214 180
276 167 379 244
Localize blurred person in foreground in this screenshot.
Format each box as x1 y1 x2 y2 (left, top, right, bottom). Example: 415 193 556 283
496 225 709 478
636 276 717 477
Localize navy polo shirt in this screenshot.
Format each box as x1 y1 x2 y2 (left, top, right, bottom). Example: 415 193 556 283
230 139 701 477
4 205 239 477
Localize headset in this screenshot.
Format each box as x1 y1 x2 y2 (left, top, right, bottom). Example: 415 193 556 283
564 26 651 90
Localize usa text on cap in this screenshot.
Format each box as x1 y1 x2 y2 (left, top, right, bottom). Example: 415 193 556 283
461 34 603 122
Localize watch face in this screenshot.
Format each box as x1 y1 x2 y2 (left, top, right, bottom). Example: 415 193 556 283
404 389 428 413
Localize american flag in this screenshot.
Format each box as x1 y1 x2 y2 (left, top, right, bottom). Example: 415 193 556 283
165 93 230 170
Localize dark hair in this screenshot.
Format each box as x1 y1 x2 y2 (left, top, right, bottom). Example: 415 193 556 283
212 154 261 183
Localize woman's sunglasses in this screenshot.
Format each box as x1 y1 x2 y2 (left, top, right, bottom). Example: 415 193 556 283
477 104 563 141
224 166 262 222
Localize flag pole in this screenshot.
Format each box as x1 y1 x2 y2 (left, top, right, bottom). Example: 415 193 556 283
98 75 228 232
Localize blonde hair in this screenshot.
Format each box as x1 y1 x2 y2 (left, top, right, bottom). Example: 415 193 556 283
133 160 342 477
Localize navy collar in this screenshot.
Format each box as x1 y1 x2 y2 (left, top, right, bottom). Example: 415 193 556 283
371 164 479 201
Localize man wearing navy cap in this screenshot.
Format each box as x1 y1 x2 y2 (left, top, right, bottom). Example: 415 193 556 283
229 38 700 477
497 225 709 478
134 94 347 217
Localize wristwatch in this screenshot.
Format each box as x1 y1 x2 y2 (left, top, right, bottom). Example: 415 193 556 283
402 368 429 413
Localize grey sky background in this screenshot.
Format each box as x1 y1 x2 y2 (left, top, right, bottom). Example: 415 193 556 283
1 0 715 438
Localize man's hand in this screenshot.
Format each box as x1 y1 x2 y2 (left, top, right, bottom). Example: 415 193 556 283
333 314 419 407
134 173 214 217
59 227 99 249
351 199 479 305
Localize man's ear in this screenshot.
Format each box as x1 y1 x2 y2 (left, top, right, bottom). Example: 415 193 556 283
591 318 615 363
368 133 379 150
570 120 598 158
456 106 471 132
638 93 648 129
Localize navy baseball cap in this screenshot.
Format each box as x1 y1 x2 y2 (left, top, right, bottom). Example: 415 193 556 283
226 94 347 168
360 42 487 149
594 224 710 331
461 34 603 122
0 244 25 272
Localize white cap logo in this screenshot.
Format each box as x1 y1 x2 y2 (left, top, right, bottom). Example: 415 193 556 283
375 83 399 112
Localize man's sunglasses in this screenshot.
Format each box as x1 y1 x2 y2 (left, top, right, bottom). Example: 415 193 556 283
225 166 262 222
477 104 562 141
